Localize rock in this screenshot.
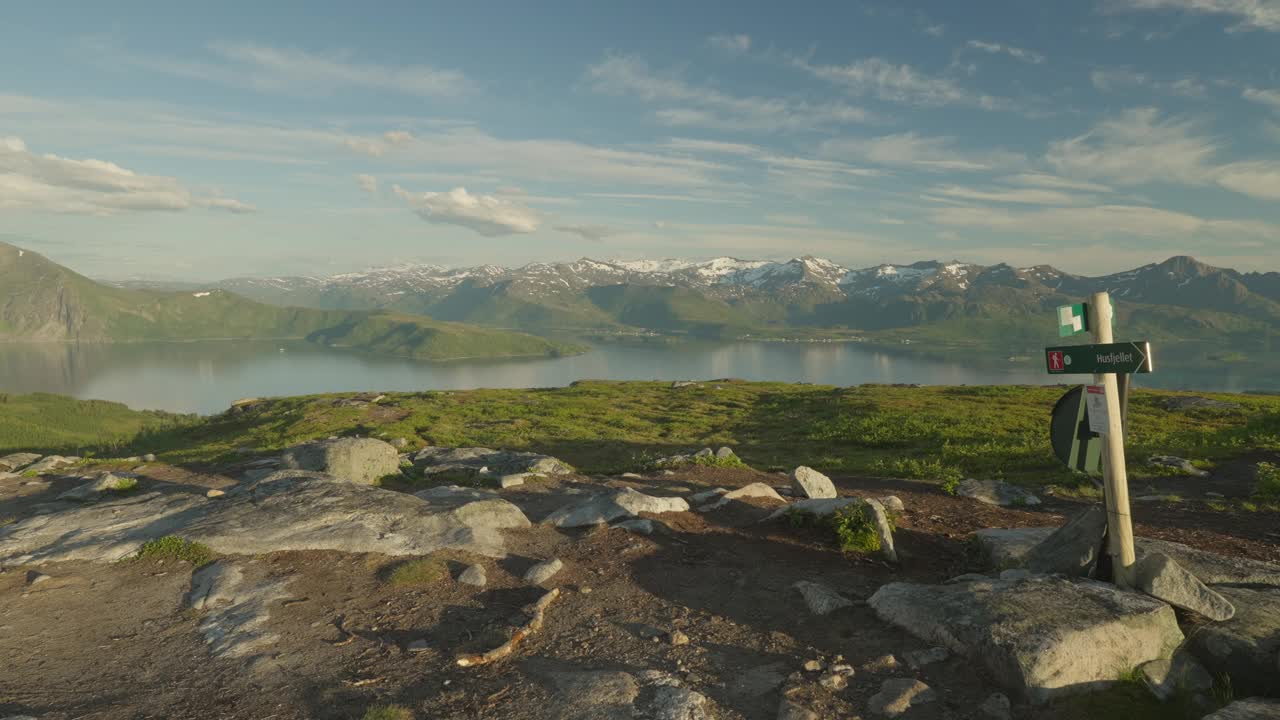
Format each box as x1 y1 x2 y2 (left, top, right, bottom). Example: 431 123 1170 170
458 564 487 587
999 569 1032 581
1132 552 1235 621
391 437 409 449
407 639 429 653
669 629 690 646
818 672 848 690
412 445 572 478
26 570 50 585
524 558 564 585
1187 586 1280 697
777 699 819 720
764 497 862 522
863 654 900 672
141 453 157 463
280 438 400 485
0 470 532 565
700 482 785 510
1159 396 1241 412
879 495 905 513
863 498 898 563
620 472 644 479
978 693 1012 720
792 580 854 616
414 485 496 502
1139 651 1213 702
694 448 714 459
498 474 527 488
1023 505 1108 576
0 452 41 472
869 574 1184 703
205 489 226 498
729 663 789 697
550 670 641 717
688 487 728 504
803 659 825 672
187 562 292 659
715 447 736 459
789 466 837 499
867 679 937 717
649 685 711 720
1202 699 1280 719
22 455 78 475
903 647 949 668
1149 455 1210 477
671 381 701 388
956 479 1040 507
612 518 655 535
544 488 689 528
56 472 137 502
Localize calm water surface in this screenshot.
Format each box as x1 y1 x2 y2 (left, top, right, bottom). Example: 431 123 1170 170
0 340 1267 415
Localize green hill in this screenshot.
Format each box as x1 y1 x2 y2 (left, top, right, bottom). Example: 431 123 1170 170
0 242 580 361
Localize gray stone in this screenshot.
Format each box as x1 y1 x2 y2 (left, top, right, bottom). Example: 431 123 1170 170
407 639 429 653
1203 699 1280 719
499 473 527 488
792 580 854 616
141 453 157 463
187 561 292 659
543 488 689 528
0 452 41 472
412 445 572 478
715 447 736 459
1188 586 1280 697
668 629 689 646
818 672 848 690
1000 569 1032 581
764 497 862 522
1023 505 1107 576
867 679 937 717
729 663 789 698
1139 651 1213 702
790 466 837 499
620 472 644 479
648 685 711 720
281 437 400 485
56 472 137 502
777 700 819 720
699 482 785 510
879 495 905 513
26 571 50 585
956 479 1040 507
903 647 949 668
550 670 641 718
864 498 898 563
414 485 496 502
869 574 1184 703
524 558 564 585
694 448 714 459
458 564 487 587
611 518 655 535
206 489 226 498
22 455 79 475
978 693 1012 720
688 488 728 504
1133 552 1235 621
1149 455 1210 477
0 470 532 565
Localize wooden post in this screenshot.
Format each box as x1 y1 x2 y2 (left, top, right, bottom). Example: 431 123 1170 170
1089 292 1137 585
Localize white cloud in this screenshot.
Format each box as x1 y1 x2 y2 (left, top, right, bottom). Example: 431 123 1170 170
1214 162 1280 199
587 54 873 131
356 174 378 193
933 203 1278 241
554 223 614 242
1004 173 1113 192
708 34 751 53
966 40 1046 64
1045 108 1218 185
821 133 1024 171
205 44 470 97
1091 68 1207 98
932 185 1083 205
392 185 541 236
0 136 249 215
1244 86 1280 110
797 57 1006 109
1105 0 1280 32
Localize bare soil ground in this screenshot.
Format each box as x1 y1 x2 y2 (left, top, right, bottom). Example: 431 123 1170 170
1 462 1276 720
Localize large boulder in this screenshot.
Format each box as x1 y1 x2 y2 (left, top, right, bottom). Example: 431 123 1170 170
863 497 898 563
0 452 41 472
699 483 785 510
280 437 400 485
790 466 837 499
956 479 1040 507
21 455 80 475
543 488 689 528
1132 552 1235 621
1138 651 1213 702
1187 586 1280 698
0 470 531 565
1203 699 1280 719
868 574 1183 703
1023 505 1107 577
411 445 571 478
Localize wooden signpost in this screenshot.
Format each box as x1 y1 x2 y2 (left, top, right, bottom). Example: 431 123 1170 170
1045 292 1146 587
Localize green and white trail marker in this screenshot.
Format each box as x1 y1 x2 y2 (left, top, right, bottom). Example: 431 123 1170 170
1057 303 1089 337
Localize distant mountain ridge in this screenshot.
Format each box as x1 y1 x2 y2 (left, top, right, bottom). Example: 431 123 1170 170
0 242 579 361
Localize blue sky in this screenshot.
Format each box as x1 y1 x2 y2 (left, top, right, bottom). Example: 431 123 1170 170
2 0 1278 279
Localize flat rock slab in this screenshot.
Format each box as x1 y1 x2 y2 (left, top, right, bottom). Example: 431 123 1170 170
867 678 936 717
0 470 531 565
22 455 80 475
793 580 854 616
187 561 293 660
544 488 689 528
0 452 41 472
412 446 572 478
534 666 715 720
1132 552 1235 621
957 479 1040 507
1188 586 1280 697
976 528 1280 587
1023 506 1107 577
869 574 1184 704
699 482 784 510
1203 699 1280 719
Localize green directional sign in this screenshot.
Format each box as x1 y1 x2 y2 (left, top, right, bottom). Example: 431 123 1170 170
1045 341 1153 375
1057 303 1089 337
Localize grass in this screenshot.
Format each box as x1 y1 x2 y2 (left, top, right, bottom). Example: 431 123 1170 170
689 453 747 469
1254 462 1280 501
0 392 195 456
385 557 448 586
785 503 893 554
361 705 413 720
133 536 215 567
106 477 139 494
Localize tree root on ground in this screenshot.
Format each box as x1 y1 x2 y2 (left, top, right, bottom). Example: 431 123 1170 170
456 588 560 667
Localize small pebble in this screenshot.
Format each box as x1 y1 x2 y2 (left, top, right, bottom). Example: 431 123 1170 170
407 639 429 653
669 630 690 646
803 659 825 672
818 672 848 691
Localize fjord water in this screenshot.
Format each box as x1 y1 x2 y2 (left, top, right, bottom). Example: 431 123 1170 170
0 340 1267 415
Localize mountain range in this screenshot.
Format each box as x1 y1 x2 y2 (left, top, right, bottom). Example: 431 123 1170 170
0 242 578 361
140 254 1280 352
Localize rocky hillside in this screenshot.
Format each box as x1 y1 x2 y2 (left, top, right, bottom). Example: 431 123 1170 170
0 242 579 361
172 255 1280 345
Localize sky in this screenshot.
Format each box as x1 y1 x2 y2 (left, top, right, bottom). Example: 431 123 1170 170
2 0 1279 280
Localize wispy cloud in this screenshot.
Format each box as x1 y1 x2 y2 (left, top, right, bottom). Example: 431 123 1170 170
933 203 1278 242
1104 0 1280 32
932 185 1084 205
356 174 378 193
587 54 873 131
966 40 1046 64
796 56 1009 110
1244 86 1280 110
707 33 751 53
1003 173 1113 192
821 133 1024 171
554 223 615 242
391 186 541 236
1091 68 1207 98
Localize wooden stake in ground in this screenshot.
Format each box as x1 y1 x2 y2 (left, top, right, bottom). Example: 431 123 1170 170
1089 292 1137 585
456 588 560 667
